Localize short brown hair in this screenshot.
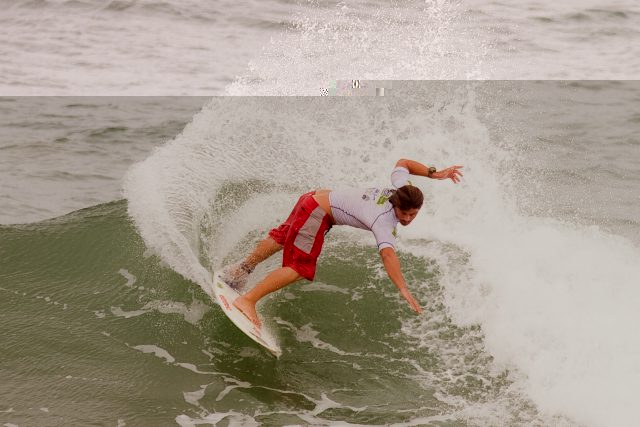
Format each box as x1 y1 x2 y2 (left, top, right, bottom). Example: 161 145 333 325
389 185 423 210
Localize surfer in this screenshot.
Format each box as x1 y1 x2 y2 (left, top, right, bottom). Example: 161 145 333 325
222 159 463 328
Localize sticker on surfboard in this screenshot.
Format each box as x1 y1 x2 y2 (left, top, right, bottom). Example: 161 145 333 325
211 270 282 358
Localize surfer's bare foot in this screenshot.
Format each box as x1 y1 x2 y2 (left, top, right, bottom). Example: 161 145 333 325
233 296 262 329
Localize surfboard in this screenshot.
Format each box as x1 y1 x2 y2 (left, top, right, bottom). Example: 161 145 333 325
211 270 282 358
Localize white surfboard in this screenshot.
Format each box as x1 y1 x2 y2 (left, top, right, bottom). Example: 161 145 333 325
211 270 282 358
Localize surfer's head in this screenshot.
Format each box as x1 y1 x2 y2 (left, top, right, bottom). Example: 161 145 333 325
390 185 423 226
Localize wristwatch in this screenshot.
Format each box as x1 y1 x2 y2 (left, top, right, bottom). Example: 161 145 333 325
428 166 437 177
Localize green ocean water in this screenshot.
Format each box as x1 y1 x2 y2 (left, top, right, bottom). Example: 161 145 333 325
0 200 518 426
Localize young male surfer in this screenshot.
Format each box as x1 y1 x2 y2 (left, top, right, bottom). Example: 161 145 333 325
222 159 463 328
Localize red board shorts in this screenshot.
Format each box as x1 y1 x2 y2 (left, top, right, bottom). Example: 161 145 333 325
268 191 332 281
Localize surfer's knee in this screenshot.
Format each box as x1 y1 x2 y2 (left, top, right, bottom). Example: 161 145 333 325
281 266 301 280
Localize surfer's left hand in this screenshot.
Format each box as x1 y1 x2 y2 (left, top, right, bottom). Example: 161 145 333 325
432 165 463 184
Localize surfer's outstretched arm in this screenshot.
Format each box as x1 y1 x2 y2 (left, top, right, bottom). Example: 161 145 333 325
380 247 422 314
395 159 463 184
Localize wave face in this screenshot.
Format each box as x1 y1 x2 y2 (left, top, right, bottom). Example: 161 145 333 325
3 82 640 426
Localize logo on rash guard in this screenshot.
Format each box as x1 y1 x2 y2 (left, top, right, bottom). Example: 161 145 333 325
376 188 394 205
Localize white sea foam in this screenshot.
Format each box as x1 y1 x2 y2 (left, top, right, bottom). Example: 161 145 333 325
178 389 369 427
118 269 137 287
175 412 260 427
110 300 210 324
110 307 147 319
396 95 640 426
432 215 640 427
133 345 176 363
144 300 211 325
275 318 359 356
131 344 218 375
215 377 252 402
175 363 217 375
300 281 350 294
183 386 207 406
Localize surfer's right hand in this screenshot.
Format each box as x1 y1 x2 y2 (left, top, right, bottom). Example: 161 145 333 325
409 300 423 314
401 289 423 314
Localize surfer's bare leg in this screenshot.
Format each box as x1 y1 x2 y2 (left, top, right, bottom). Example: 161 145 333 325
222 237 282 287
242 236 283 271
234 267 302 328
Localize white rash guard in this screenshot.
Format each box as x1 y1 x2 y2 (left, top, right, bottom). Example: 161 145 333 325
329 166 410 251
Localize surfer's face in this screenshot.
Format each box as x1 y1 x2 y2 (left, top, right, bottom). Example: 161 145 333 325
394 207 420 226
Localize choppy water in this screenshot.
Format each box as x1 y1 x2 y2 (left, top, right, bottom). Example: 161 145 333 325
2 82 640 426
0 0 294 95
2 0 640 95
0 97 207 223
